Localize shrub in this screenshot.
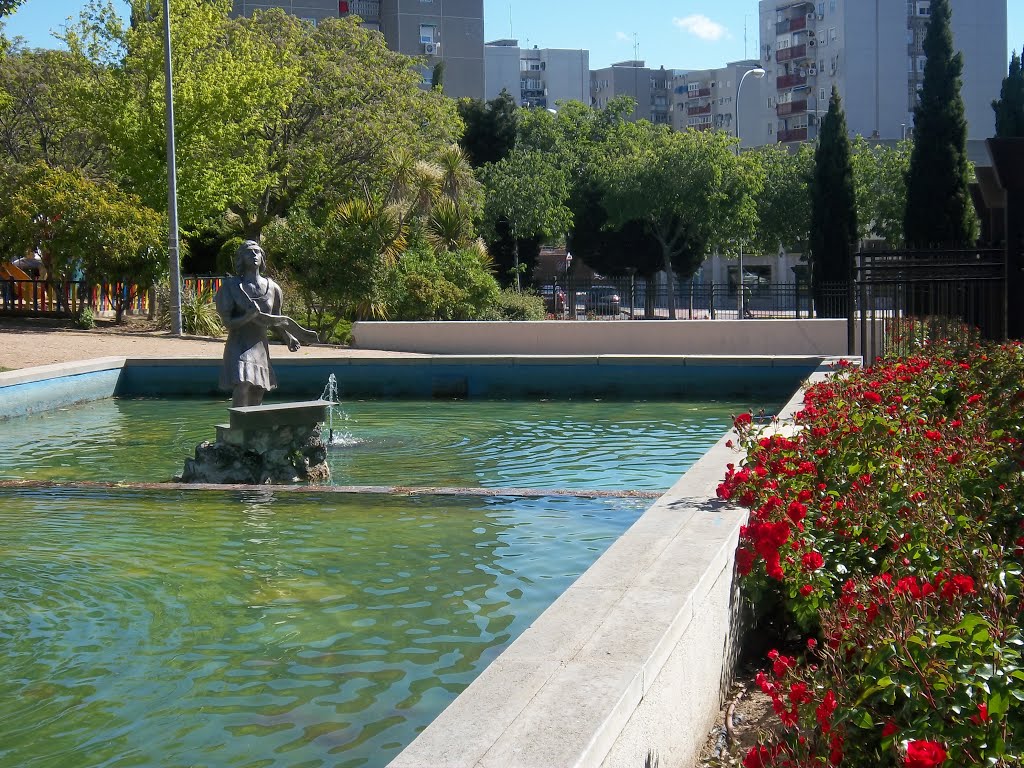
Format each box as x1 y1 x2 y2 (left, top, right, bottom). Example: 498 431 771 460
156 282 223 337
478 288 546 321
73 306 95 330
719 341 1024 766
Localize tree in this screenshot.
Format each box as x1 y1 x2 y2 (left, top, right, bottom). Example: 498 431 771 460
0 0 24 17
0 46 107 174
457 91 518 168
63 1 461 235
4 163 164 322
903 0 977 247
750 142 814 256
595 123 762 319
993 50 1024 137
850 137 911 246
809 87 857 317
479 148 572 291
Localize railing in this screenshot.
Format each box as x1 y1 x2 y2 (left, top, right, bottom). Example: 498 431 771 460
534 278 850 322
777 15 808 34
686 87 711 99
776 73 808 89
850 249 1007 364
776 44 807 63
687 104 712 116
0 275 226 319
776 99 808 117
778 127 809 143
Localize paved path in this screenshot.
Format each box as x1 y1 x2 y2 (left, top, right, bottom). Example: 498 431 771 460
0 321 418 370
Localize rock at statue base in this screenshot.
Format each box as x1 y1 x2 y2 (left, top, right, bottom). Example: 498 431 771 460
176 401 332 485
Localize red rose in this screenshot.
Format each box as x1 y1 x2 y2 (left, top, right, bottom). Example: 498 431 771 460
905 740 947 768
801 551 824 571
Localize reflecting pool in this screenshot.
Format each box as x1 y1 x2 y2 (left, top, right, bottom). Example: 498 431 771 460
0 488 646 768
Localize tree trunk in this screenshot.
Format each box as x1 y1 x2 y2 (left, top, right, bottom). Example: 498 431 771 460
663 247 677 320
513 237 521 292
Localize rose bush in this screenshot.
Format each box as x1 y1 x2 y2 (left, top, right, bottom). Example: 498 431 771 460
719 339 1024 766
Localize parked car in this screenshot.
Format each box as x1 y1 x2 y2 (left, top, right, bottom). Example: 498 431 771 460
539 285 566 313
577 286 621 315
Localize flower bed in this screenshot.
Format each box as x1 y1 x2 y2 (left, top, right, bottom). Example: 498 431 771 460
718 341 1024 767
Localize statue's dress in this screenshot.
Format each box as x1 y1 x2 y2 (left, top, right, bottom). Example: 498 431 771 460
215 277 280 394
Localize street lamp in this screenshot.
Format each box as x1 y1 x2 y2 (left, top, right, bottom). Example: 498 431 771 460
162 0 183 336
735 66 765 320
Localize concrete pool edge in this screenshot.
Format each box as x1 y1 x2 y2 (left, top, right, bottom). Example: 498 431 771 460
0 354 828 418
386 357 847 768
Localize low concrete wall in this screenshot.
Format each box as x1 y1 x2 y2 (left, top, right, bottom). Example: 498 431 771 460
0 357 126 419
353 319 856 356
0 356 825 405
387 360 837 768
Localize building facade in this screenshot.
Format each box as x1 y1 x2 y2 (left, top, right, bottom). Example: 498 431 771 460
757 0 1006 146
231 0 485 99
670 60 767 148
484 40 590 109
590 62 673 125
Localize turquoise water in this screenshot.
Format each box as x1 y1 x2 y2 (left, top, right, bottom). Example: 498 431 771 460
0 488 646 768
0 398 754 490
0 395 767 767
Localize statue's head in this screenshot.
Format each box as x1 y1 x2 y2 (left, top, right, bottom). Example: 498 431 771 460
234 240 265 275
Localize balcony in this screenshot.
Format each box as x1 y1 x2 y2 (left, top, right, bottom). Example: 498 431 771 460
776 44 807 64
778 128 808 143
776 15 807 35
687 104 712 116
776 99 808 117
776 73 808 89
686 87 711 99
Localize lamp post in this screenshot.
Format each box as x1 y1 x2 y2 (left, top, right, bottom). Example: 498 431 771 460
162 0 183 336
735 66 765 320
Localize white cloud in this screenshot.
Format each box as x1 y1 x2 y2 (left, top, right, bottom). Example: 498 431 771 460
672 14 730 42
615 31 631 43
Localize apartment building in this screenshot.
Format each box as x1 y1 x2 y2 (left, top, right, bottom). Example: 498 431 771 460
590 61 674 125
231 0 485 99
485 40 590 109
670 60 767 148
757 0 1006 146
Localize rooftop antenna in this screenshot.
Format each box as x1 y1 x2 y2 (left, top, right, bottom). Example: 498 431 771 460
509 3 512 39
744 15 749 59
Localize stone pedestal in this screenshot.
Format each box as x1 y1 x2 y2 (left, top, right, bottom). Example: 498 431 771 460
177 400 332 484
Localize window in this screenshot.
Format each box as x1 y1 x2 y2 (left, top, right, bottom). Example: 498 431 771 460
419 24 436 44
819 88 826 100
829 0 836 10
818 2 825 15
767 96 776 108
829 27 837 41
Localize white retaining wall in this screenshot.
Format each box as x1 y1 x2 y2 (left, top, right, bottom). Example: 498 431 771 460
353 319 862 356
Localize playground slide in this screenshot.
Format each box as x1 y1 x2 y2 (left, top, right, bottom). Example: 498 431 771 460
1 262 32 301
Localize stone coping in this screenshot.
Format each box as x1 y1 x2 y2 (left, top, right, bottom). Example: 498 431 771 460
0 356 126 387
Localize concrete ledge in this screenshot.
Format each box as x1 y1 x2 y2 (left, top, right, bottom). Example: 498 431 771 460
353 319 858 356
0 357 126 419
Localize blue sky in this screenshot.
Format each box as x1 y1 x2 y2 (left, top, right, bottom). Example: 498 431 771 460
3 0 1022 70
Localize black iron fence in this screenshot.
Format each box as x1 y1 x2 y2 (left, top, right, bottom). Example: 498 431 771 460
534 276 847 321
850 249 1006 364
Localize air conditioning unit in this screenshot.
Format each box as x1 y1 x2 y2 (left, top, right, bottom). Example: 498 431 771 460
806 12 815 21
808 66 818 75
424 42 440 55
807 30 816 37
817 13 824 20
808 39 816 46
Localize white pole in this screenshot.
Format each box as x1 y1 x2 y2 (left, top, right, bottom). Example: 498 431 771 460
735 66 765 320
163 0 183 336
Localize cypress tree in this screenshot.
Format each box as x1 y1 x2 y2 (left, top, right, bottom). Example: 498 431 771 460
903 0 976 247
993 50 1024 137
809 86 857 318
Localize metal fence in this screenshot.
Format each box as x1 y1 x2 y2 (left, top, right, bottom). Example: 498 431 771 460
534 276 845 321
0 276 225 318
850 249 1006 364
